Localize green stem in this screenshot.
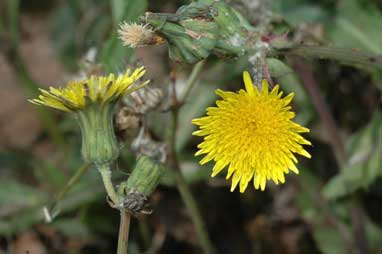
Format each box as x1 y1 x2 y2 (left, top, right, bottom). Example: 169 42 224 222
97 163 120 206
175 167 215 254
167 63 215 253
180 60 206 102
49 163 91 212
117 211 131 254
274 44 382 71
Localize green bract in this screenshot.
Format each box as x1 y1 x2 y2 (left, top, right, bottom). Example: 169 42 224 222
142 1 256 64
76 103 120 165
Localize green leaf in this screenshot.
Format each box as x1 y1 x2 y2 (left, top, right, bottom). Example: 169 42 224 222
160 160 211 186
33 160 67 189
100 0 148 72
99 34 134 73
280 4 328 26
267 58 314 125
314 225 345 254
326 0 382 54
111 0 147 25
323 111 382 200
0 181 48 235
366 220 382 251
52 218 91 238
0 181 47 210
176 81 219 151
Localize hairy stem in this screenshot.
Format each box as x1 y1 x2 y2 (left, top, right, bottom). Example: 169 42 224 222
117 211 131 254
275 44 382 71
97 163 120 206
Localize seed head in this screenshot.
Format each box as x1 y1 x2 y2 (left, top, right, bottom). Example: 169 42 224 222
118 22 165 48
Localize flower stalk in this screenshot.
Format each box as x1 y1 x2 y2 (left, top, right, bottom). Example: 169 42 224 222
117 211 131 254
97 163 120 206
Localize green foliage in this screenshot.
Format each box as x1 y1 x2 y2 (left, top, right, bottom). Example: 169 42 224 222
326 0 382 54
313 226 346 254
272 1 329 25
323 112 382 200
100 0 148 72
2 0 382 252
176 80 219 151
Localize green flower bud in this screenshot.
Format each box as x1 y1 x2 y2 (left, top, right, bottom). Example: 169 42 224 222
209 1 252 57
135 1 258 63
143 2 219 64
76 103 119 165
124 156 165 197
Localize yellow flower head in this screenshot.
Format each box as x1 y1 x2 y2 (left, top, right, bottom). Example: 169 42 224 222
192 71 311 193
30 67 148 112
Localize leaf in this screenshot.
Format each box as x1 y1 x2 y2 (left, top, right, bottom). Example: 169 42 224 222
326 0 382 54
99 34 135 73
313 225 345 254
0 181 47 211
267 58 314 125
100 0 148 72
323 111 382 200
160 160 212 186
111 0 147 25
366 220 382 252
33 160 67 189
52 218 91 238
0 171 103 235
176 80 219 151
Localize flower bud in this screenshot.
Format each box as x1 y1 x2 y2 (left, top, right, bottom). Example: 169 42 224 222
125 156 165 197
76 103 120 165
131 1 256 63
142 2 219 64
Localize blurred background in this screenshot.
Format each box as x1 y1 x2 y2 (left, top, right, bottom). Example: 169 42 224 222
0 0 381 253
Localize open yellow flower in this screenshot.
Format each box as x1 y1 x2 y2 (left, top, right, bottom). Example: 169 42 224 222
30 67 148 165
192 71 311 193
30 67 148 112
